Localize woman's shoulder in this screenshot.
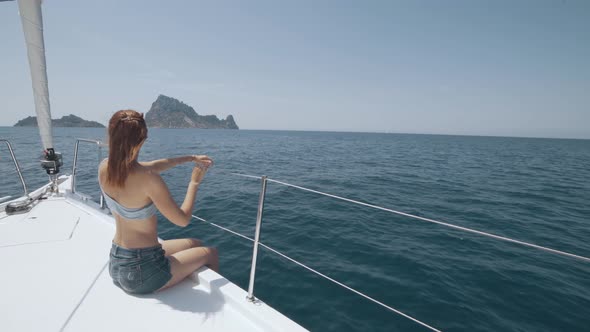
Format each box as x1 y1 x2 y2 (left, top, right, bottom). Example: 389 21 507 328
125 166 162 195
97 158 108 183
98 158 108 173
131 163 160 182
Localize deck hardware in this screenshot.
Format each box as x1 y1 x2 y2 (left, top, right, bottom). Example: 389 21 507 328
246 175 268 302
71 138 103 195
0 139 28 197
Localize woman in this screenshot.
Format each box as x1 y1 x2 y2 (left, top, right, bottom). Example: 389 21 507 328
98 109 218 294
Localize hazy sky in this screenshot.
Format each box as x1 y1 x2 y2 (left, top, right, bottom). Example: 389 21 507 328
1 0 588 138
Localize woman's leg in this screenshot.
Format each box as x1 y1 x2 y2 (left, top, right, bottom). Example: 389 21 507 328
158 246 219 291
161 238 202 256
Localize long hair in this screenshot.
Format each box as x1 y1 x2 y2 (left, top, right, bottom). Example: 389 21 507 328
106 110 148 187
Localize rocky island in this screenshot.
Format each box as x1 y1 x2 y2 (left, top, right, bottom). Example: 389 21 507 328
14 114 105 127
13 96 238 130
145 95 238 129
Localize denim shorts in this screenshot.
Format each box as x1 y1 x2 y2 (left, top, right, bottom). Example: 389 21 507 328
109 242 172 294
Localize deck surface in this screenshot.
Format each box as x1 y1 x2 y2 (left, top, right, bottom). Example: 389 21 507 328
0 179 306 332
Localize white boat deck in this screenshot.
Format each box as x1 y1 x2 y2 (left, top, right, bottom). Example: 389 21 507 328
0 177 306 332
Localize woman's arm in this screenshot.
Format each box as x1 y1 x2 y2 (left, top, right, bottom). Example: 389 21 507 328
141 155 212 173
145 175 197 227
145 162 211 227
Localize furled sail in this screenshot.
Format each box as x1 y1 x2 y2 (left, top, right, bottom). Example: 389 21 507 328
17 0 54 150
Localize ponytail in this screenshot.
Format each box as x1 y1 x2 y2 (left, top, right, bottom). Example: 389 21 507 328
106 110 147 187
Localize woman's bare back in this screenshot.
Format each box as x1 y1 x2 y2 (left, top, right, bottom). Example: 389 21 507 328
99 160 160 248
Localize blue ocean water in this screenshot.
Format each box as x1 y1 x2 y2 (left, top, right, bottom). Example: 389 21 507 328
1 127 589 331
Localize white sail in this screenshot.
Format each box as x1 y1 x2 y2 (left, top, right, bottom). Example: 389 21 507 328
17 0 53 150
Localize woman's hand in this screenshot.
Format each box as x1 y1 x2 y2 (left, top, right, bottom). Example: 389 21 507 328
191 155 214 168
190 165 209 184
190 156 212 184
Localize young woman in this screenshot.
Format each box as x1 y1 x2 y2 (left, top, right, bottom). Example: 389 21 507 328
98 109 218 294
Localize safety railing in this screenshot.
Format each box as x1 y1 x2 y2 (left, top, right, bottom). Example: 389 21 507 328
0 139 28 198
247 175 268 301
71 138 105 207
191 172 590 332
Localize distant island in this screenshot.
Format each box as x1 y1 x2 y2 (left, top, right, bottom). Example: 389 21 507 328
14 114 105 128
12 95 238 130
145 94 239 129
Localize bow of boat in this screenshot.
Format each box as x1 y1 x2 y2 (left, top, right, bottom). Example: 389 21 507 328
0 175 307 332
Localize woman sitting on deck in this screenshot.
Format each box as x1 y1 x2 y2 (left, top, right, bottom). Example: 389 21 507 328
98 109 218 294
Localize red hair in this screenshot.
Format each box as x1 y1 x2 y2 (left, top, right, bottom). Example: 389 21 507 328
106 110 148 187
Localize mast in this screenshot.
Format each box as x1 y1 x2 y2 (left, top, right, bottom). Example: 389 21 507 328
16 0 62 183
17 0 53 151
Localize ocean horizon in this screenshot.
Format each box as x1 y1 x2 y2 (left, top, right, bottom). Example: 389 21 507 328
1 125 588 141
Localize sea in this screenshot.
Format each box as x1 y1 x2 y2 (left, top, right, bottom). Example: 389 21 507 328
1 127 589 332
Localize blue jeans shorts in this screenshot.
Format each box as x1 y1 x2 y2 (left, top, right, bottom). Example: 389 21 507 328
109 242 172 294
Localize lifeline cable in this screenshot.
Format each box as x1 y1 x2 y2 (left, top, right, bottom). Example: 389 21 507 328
266 178 590 263
192 214 442 332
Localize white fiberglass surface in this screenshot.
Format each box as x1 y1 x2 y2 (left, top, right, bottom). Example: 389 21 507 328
0 199 79 247
0 192 306 332
64 268 260 332
0 197 113 331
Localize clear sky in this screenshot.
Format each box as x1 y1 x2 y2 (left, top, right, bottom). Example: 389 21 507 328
1 0 589 138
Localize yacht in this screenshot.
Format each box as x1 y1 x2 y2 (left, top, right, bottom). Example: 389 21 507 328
0 1 307 331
